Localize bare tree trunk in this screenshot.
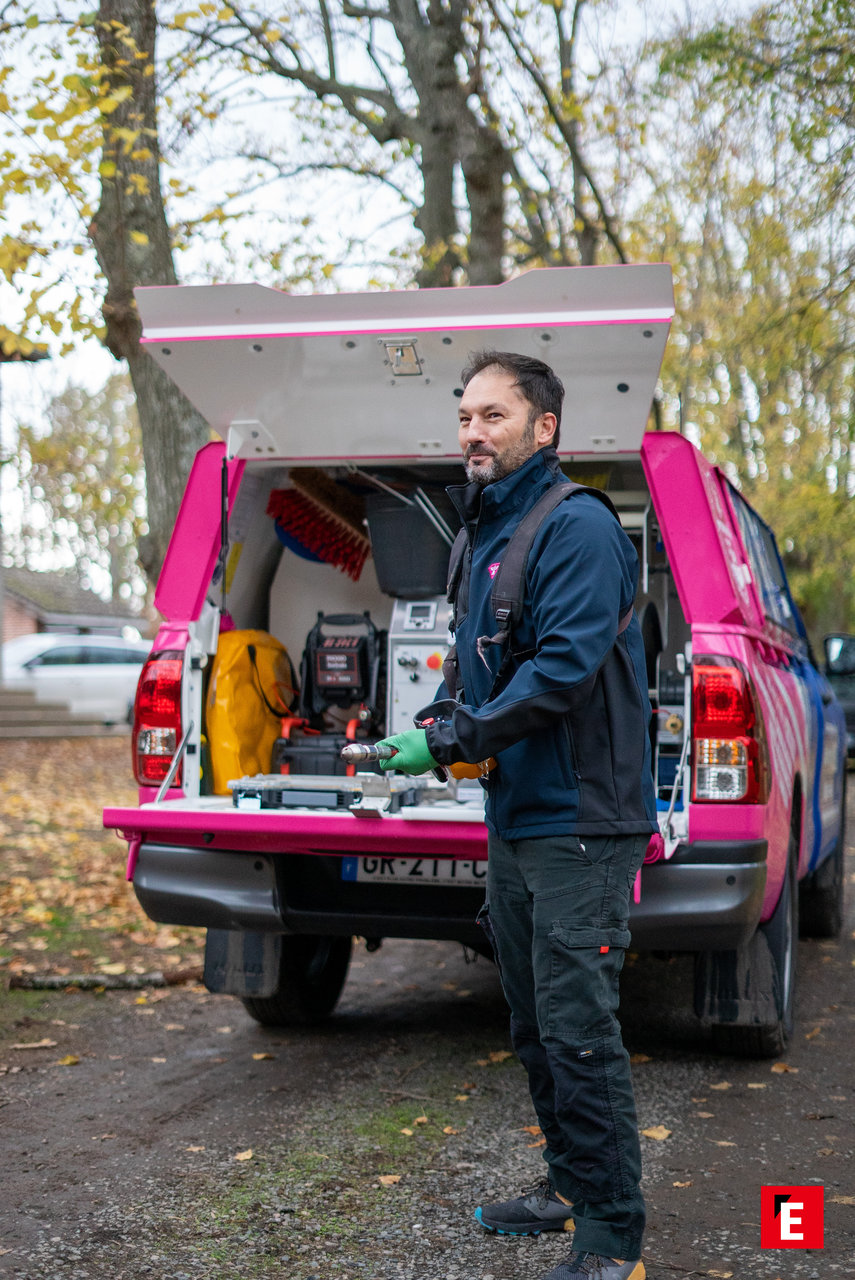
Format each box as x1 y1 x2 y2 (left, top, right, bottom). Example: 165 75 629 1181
387 0 507 287
89 0 209 583
461 124 506 285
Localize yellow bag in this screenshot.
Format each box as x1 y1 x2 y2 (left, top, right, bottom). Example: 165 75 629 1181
206 629 296 794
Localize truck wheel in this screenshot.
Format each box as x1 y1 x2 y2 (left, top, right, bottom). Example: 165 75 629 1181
799 772 846 939
699 829 798 1059
240 934 352 1027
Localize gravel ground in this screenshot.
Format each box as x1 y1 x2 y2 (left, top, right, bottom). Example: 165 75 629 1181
5 921 854 1280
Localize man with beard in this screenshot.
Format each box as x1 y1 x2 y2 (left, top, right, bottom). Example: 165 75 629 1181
375 350 655 1280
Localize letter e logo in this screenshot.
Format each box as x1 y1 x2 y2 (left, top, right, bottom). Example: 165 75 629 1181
761 1185 823 1249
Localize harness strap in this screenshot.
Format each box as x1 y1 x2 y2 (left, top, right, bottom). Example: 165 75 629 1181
446 480 629 701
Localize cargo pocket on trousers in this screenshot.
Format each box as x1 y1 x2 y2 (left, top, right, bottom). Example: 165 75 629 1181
546 924 631 1038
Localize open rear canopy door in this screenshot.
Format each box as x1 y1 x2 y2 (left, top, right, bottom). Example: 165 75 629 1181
136 265 673 464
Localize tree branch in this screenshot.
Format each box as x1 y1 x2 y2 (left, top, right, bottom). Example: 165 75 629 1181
485 0 627 263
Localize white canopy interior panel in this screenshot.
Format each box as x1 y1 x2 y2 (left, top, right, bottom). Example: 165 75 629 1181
135 264 674 462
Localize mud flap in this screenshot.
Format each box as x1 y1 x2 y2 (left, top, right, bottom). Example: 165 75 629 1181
693 929 778 1025
204 928 282 998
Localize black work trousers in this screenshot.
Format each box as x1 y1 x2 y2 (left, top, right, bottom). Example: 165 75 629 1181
481 831 647 1261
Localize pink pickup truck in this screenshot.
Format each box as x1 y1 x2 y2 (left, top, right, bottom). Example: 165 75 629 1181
104 265 846 1057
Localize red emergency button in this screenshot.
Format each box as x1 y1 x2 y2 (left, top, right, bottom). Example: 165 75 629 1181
426 652 443 671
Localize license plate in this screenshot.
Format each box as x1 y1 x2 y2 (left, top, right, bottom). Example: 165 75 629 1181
341 855 486 887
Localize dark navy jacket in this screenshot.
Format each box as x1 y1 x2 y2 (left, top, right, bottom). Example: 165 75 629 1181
425 447 658 840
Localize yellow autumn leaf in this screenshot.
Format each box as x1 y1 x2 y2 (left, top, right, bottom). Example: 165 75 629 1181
100 962 126 975
521 1125 542 1135
129 230 149 245
186 1146 205 1152
707 1272 733 1278
488 1050 513 1063
711 1140 737 1147
378 1174 401 1186
747 1082 766 1089
443 1126 461 1135
234 1149 253 1162
641 1125 671 1140
710 1082 732 1091
400 1128 414 1136
413 1116 428 1125
455 1094 470 1102
57 1054 80 1066
673 1180 692 1188
252 1052 274 1060
771 1062 798 1074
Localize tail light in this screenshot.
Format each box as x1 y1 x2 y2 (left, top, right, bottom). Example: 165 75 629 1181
692 660 768 803
133 651 184 786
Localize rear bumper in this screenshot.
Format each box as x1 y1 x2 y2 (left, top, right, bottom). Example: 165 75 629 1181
132 841 488 952
628 839 768 950
129 835 768 955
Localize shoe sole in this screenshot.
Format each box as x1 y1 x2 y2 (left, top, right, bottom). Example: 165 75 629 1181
474 1207 575 1236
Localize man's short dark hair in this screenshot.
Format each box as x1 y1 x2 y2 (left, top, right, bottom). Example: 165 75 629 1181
461 350 564 447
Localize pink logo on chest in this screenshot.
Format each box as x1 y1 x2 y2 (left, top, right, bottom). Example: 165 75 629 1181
488 562 501 579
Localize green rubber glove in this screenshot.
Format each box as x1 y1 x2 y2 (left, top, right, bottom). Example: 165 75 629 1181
376 728 439 776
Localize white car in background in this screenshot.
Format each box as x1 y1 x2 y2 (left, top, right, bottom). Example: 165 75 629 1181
1 633 151 724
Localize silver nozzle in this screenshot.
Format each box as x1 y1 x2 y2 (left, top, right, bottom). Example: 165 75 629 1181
340 742 397 763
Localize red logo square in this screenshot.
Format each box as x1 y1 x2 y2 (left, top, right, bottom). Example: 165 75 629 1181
761 1185 824 1249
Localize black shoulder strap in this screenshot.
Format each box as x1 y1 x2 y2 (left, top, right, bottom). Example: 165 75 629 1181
446 526 469 610
490 482 621 637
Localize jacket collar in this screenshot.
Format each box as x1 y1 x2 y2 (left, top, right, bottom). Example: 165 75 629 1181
448 446 562 525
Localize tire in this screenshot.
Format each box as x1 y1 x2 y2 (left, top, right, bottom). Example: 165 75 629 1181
699 826 799 1059
800 771 846 939
240 934 352 1027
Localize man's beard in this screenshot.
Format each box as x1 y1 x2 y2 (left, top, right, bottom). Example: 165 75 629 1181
464 415 537 486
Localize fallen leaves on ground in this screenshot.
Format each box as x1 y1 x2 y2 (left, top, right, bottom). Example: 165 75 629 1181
234 1149 253 1162
378 1174 401 1186
475 1049 514 1066
0 740 202 979
771 1062 799 1074
641 1125 671 1140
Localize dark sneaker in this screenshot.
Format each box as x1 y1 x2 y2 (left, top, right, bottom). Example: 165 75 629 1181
474 1178 575 1235
541 1252 645 1280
